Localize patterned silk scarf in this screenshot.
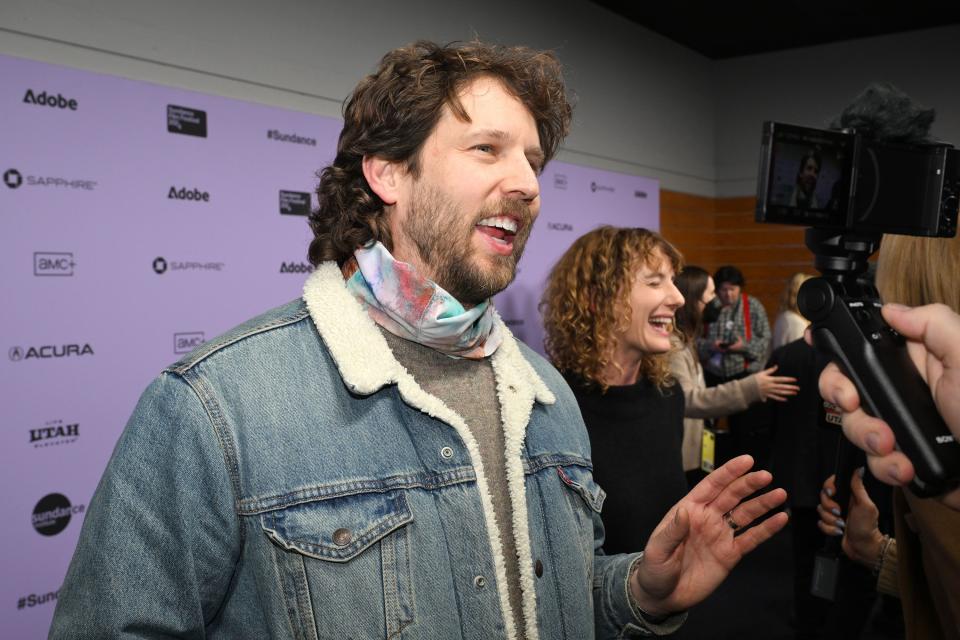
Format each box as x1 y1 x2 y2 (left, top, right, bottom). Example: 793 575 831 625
343 241 503 359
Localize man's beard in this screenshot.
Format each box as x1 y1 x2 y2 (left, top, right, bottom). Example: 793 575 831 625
402 184 534 305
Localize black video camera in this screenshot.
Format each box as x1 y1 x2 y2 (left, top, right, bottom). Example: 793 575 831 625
757 121 958 236
756 121 960 496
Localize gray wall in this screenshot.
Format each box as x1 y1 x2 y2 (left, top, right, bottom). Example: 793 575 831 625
2 1 958 198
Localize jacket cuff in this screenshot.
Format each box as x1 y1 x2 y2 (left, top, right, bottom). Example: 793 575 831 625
601 552 687 637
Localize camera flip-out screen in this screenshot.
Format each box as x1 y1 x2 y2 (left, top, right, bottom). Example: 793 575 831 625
757 122 854 228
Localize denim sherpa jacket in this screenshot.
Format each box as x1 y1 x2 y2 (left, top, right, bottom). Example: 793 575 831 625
50 262 678 639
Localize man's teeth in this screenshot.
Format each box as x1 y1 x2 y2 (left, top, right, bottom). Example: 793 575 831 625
477 216 518 233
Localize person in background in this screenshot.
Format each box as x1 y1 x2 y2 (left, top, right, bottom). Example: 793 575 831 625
700 265 774 467
541 226 689 553
816 81 960 640
671 266 799 483
771 272 813 350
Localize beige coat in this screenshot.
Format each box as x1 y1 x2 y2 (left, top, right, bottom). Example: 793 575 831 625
668 340 763 471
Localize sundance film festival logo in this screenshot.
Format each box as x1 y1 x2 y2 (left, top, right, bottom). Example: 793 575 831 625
153 256 224 274
30 419 79 449
546 222 574 232
279 190 310 216
590 181 615 194
32 493 84 536
9 344 94 361
23 89 78 111
174 332 205 354
553 174 567 190
17 590 59 611
34 252 75 276
634 190 649 199
3 167 96 190
167 104 207 137
267 129 317 146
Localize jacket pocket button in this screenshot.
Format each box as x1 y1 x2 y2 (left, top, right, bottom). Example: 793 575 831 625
535 559 544 578
473 575 487 589
332 528 352 547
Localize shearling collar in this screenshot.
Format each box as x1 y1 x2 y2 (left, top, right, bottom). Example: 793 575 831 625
302 261 555 405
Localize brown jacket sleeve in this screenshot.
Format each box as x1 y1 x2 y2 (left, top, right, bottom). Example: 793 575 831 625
668 342 763 419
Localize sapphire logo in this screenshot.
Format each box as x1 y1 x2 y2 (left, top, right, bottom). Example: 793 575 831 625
267 129 317 146
32 493 84 536
174 332 205 354
280 261 314 274
279 190 311 216
168 186 210 202
590 181 615 194
553 174 567 190
546 222 574 232
167 104 207 137
153 256 224 274
3 168 95 190
23 89 78 111
4 168 22 189
10 344 94 360
34 252 75 276
30 419 79 448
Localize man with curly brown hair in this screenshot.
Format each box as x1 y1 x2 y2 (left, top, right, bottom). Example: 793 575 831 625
52 41 786 639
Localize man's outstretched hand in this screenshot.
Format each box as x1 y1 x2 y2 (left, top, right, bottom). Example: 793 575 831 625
629 455 788 617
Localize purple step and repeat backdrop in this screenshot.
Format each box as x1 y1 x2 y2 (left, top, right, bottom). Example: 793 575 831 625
0 53 658 637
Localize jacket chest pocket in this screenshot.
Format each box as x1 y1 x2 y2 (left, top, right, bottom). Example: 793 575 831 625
261 490 415 640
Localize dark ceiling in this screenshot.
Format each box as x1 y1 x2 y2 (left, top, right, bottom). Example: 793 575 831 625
590 1 960 59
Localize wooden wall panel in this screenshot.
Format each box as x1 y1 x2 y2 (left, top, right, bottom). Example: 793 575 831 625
660 189 817 322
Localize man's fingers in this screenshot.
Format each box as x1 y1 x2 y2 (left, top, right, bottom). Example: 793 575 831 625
710 469 775 516
818 363 860 412
686 455 755 504
726 488 786 528
734 512 789 556
645 506 690 565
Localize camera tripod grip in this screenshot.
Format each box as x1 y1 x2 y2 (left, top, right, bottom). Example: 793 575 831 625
799 278 960 496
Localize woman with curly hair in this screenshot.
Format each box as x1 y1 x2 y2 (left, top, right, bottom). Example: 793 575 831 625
541 226 687 552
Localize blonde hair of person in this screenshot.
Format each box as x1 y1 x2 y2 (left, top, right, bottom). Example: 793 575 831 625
779 272 814 314
875 233 960 313
541 226 683 392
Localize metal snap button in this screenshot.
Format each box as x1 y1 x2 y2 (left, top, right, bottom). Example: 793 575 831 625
535 559 544 578
473 575 487 589
440 446 454 459
332 527 352 547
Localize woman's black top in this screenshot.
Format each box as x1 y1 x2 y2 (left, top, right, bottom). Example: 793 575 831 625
564 372 687 554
